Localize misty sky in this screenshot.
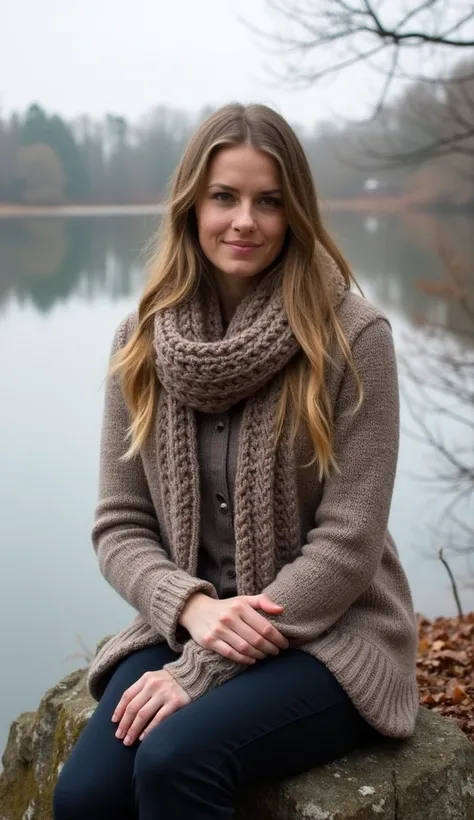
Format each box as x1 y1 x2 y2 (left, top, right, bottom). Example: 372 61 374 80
1 0 383 129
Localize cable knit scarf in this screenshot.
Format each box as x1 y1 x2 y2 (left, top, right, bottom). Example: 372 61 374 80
153 254 346 596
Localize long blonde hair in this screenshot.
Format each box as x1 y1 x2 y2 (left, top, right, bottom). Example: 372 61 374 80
113 103 362 478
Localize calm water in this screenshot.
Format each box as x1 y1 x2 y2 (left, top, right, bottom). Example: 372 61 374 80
1 210 473 756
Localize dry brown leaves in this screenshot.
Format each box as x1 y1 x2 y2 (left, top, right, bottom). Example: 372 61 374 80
417 612 474 742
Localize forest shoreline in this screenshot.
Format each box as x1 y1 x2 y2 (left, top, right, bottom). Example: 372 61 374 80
0 194 436 218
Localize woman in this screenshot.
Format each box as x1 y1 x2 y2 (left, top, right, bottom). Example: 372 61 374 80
54 103 418 820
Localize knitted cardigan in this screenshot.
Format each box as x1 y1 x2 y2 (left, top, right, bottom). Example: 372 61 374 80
87 290 419 739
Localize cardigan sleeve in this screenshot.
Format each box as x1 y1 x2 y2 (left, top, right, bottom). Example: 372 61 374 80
92 316 218 652
163 317 400 698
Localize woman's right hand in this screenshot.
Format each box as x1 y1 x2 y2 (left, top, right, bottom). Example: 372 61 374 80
178 592 289 664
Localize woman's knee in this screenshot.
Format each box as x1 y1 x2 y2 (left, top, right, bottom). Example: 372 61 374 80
134 729 182 786
133 722 216 789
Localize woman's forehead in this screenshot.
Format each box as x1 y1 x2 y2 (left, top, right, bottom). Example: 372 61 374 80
206 145 281 188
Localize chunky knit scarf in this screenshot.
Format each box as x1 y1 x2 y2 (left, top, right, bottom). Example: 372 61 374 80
153 255 346 596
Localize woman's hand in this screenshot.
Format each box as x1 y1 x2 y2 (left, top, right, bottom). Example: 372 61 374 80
112 670 191 746
179 592 289 664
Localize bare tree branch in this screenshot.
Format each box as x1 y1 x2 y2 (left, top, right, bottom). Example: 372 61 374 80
399 240 474 558
254 0 474 164
439 548 464 616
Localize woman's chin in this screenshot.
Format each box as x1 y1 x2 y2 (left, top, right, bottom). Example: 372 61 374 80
216 263 264 280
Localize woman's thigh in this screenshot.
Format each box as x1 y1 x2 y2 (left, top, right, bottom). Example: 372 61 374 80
135 648 377 791
53 643 178 820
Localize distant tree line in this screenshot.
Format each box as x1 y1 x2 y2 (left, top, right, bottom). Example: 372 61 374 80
0 103 194 205
1 57 474 208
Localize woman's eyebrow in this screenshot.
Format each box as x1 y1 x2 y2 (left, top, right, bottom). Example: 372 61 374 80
208 182 282 195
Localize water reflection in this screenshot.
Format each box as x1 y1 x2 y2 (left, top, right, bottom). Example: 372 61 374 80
0 215 157 312
0 211 472 334
329 211 474 335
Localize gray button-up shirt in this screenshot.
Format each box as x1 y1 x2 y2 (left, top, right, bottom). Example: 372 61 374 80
194 400 245 599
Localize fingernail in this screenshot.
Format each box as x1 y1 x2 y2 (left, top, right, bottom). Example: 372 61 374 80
111 714 117 723
123 735 131 746
139 733 145 741
115 729 124 739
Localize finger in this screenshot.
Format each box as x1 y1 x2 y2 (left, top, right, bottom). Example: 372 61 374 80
241 607 289 650
211 637 257 665
139 701 182 741
115 691 150 741
217 624 267 660
227 619 280 658
123 697 163 746
260 593 285 608
112 678 145 724
219 615 271 658
246 594 284 612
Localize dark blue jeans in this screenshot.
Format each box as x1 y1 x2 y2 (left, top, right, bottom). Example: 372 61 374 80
54 643 376 819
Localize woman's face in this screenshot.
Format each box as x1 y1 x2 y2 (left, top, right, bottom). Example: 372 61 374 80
194 144 288 282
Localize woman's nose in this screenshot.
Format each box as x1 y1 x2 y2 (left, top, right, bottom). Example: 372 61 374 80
231 204 257 231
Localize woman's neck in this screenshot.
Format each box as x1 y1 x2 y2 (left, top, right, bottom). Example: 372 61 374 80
212 270 261 325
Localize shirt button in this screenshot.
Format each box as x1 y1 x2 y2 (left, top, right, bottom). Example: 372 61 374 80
216 420 225 432
216 493 228 512
226 569 236 580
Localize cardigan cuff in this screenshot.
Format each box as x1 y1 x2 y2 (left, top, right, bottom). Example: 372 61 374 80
163 640 244 700
151 571 218 652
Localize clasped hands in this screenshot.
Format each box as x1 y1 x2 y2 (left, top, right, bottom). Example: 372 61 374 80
112 592 288 746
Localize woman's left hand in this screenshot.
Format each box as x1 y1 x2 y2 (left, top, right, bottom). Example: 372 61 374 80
112 670 191 746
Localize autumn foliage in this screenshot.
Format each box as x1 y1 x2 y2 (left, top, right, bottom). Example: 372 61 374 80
417 613 474 743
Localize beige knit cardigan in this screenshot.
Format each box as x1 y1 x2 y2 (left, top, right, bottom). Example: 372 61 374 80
88 290 419 739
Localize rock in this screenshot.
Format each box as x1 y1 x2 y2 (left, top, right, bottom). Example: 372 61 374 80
237 708 474 819
1 663 473 820
0 667 95 820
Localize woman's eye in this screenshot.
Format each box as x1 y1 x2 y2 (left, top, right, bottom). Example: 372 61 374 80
260 197 281 208
212 192 234 203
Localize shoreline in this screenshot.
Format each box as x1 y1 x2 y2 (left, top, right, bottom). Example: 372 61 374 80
0 203 168 218
0 195 424 219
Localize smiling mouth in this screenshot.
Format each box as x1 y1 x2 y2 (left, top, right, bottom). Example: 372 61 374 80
224 241 262 251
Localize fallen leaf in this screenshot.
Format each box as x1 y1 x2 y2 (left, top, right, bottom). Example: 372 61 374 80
432 640 446 651
416 612 474 744
435 649 469 665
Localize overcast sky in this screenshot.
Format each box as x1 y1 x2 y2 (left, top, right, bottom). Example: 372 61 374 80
1 0 382 129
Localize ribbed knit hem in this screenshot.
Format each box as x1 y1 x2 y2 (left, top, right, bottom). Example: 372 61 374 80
88 619 162 701
308 630 419 739
163 641 244 700
151 571 218 652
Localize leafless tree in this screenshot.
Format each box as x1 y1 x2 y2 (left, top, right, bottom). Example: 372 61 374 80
255 0 474 166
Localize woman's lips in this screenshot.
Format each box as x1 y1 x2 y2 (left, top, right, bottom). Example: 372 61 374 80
223 241 262 253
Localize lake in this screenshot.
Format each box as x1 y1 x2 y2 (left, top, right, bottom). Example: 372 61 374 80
1 209 473 757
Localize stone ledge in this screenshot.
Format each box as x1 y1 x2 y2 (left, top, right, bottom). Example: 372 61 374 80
1 664 473 820
238 707 474 819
